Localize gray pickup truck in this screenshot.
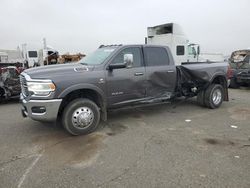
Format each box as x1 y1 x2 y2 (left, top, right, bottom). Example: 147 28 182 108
20 45 229 135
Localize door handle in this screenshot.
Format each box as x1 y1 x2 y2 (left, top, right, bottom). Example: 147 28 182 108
167 70 174 73
134 72 144 76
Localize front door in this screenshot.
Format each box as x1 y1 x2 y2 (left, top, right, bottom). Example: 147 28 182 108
106 46 146 107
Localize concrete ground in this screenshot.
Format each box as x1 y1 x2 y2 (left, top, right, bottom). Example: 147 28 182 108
0 88 250 188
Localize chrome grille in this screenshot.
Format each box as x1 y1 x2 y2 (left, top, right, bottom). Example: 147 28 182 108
20 74 29 97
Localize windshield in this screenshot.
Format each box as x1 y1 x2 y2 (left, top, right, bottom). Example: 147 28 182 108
79 48 116 65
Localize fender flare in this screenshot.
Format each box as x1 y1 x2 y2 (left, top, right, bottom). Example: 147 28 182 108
58 83 108 120
209 74 229 101
210 73 227 84
59 83 106 103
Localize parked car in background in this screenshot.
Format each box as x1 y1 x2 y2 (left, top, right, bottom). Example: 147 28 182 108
229 49 250 88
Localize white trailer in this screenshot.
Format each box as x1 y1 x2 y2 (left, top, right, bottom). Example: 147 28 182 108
0 52 8 63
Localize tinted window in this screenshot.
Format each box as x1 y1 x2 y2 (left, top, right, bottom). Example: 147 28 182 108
28 51 38 58
111 47 142 67
144 47 169 66
177 45 185 56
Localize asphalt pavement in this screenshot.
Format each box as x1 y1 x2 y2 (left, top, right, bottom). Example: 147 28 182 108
0 88 250 188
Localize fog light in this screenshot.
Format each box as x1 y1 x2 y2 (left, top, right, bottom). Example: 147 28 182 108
31 106 46 114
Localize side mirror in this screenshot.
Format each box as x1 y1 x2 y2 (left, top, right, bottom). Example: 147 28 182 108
107 53 134 71
124 53 133 68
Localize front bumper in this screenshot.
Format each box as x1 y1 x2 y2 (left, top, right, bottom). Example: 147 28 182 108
236 71 250 83
236 76 250 83
21 96 62 122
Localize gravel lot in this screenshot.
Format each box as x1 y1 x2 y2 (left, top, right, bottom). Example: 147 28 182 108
0 88 250 188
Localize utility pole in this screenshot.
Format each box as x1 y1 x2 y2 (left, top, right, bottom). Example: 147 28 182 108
43 38 49 65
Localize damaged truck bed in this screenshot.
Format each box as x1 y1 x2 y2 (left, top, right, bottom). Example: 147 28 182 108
177 63 228 100
20 44 229 135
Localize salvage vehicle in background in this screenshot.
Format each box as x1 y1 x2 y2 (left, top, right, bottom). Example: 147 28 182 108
0 50 25 101
0 66 22 101
228 49 250 88
20 44 229 135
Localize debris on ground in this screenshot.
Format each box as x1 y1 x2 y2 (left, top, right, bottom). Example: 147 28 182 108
230 125 238 129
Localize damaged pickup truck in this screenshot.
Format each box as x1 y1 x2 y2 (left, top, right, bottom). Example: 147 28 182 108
20 45 229 135
229 49 250 88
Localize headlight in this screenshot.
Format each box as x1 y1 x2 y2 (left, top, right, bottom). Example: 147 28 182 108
27 81 56 96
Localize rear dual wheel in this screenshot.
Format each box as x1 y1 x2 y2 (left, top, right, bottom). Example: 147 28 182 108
197 84 224 109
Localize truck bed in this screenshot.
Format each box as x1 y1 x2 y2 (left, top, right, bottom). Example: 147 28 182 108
175 62 228 100
179 62 228 82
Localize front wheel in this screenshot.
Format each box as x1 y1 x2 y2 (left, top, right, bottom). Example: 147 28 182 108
62 98 100 135
204 84 224 109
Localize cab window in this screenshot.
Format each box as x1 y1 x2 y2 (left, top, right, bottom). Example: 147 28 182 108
176 45 185 56
144 47 170 66
111 47 142 67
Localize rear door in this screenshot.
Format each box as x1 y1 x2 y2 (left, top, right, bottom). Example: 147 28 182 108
106 46 146 107
143 46 177 99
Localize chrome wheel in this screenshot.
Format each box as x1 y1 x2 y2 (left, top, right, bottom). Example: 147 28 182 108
212 89 222 105
72 107 94 129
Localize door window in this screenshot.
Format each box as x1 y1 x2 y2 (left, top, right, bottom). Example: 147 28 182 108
144 47 170 66
111 47 142 67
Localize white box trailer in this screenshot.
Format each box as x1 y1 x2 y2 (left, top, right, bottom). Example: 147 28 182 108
0 52 8 63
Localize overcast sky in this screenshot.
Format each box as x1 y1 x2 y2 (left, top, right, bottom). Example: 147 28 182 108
0 0 249 55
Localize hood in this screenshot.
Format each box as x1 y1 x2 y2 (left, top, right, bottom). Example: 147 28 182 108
230 50 250 62
24 63 94 79
229 50 250 69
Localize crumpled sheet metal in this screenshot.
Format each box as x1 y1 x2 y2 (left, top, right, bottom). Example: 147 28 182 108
0 67 21 98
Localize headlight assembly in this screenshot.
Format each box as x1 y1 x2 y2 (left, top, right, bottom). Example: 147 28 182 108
27 81 56 96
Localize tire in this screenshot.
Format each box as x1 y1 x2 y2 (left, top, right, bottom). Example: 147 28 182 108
204 84 224 109
62 98 100 135
229 78 239 88
197 90 205 106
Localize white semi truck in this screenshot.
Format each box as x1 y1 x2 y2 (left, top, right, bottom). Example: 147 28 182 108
21 40 58 68
146 23 224 65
